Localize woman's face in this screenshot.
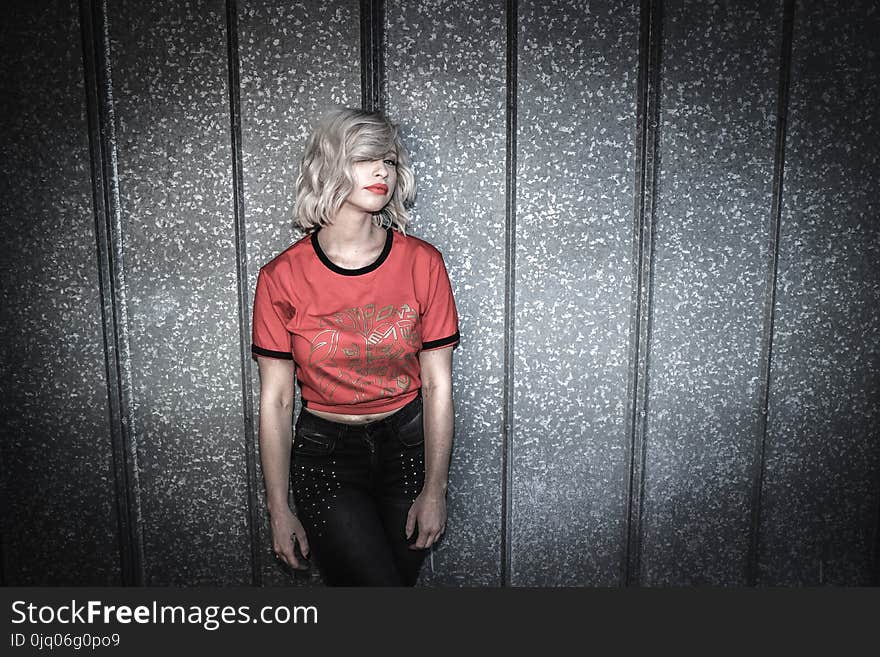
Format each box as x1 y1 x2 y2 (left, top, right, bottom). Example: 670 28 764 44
344 153 398 215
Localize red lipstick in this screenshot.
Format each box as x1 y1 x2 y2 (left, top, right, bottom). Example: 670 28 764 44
365 183 388 194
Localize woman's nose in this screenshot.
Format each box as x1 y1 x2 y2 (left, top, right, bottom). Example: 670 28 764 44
373 160 389 177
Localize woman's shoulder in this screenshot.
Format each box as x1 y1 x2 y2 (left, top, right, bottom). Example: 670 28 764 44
396 229 446 264
258 232 313 277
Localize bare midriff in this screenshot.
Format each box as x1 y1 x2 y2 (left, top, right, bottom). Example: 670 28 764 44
303 405 403 426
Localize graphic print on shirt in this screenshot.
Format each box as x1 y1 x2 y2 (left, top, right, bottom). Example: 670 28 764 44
308 302 420 404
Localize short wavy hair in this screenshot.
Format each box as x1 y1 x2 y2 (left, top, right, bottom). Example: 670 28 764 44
293 108 416 234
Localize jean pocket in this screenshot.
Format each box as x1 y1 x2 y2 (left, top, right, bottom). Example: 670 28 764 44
395 410 424 447
293 427 337 457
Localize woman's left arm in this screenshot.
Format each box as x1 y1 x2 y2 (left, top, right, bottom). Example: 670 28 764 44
405 345 454 550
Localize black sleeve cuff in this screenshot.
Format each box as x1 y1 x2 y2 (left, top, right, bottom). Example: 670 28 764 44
421 331 460 351
251 344 293 360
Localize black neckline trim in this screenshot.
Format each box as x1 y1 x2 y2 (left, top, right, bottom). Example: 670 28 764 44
311 227 393 276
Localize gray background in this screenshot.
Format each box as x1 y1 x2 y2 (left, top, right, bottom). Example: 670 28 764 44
1 0 877 586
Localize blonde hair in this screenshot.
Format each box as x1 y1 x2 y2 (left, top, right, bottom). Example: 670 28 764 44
293 108 416 234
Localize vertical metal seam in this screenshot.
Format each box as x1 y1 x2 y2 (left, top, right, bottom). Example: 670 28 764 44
623 0 662 588
0 538 6 586
360 0 385 111
501 0 518 588
79 0 144 585
225 0 262 587
873 482 880 585
747 0 796 587
375 0 385 110
359 0 370 109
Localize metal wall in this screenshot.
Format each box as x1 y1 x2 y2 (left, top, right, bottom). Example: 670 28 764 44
641 0 782 585
1 0 120 586
1 0 877 587
760 0 880 586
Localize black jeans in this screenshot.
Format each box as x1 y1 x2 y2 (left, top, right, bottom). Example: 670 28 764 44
291 392 427 586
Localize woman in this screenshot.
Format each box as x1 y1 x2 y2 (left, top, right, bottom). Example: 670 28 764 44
250 108 459 586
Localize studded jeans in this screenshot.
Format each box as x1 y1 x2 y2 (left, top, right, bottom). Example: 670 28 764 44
290 391 427 586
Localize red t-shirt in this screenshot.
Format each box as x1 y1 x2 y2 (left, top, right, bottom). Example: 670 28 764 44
251 227 460 414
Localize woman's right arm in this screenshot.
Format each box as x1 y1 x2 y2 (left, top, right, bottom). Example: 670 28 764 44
256 355 309 570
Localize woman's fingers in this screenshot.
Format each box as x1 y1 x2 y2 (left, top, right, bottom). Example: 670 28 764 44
410 522 445 550
271 512 310 570
274 536 296 568
295 532 310 559
405 507 417 539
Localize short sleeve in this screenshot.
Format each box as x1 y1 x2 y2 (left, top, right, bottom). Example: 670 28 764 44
420 251 460 351
251 268 294 359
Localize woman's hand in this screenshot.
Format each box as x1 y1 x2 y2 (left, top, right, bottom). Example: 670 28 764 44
405 488 447 550
270 506 310 570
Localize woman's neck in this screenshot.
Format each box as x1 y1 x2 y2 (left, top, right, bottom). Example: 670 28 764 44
317 210 384 255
